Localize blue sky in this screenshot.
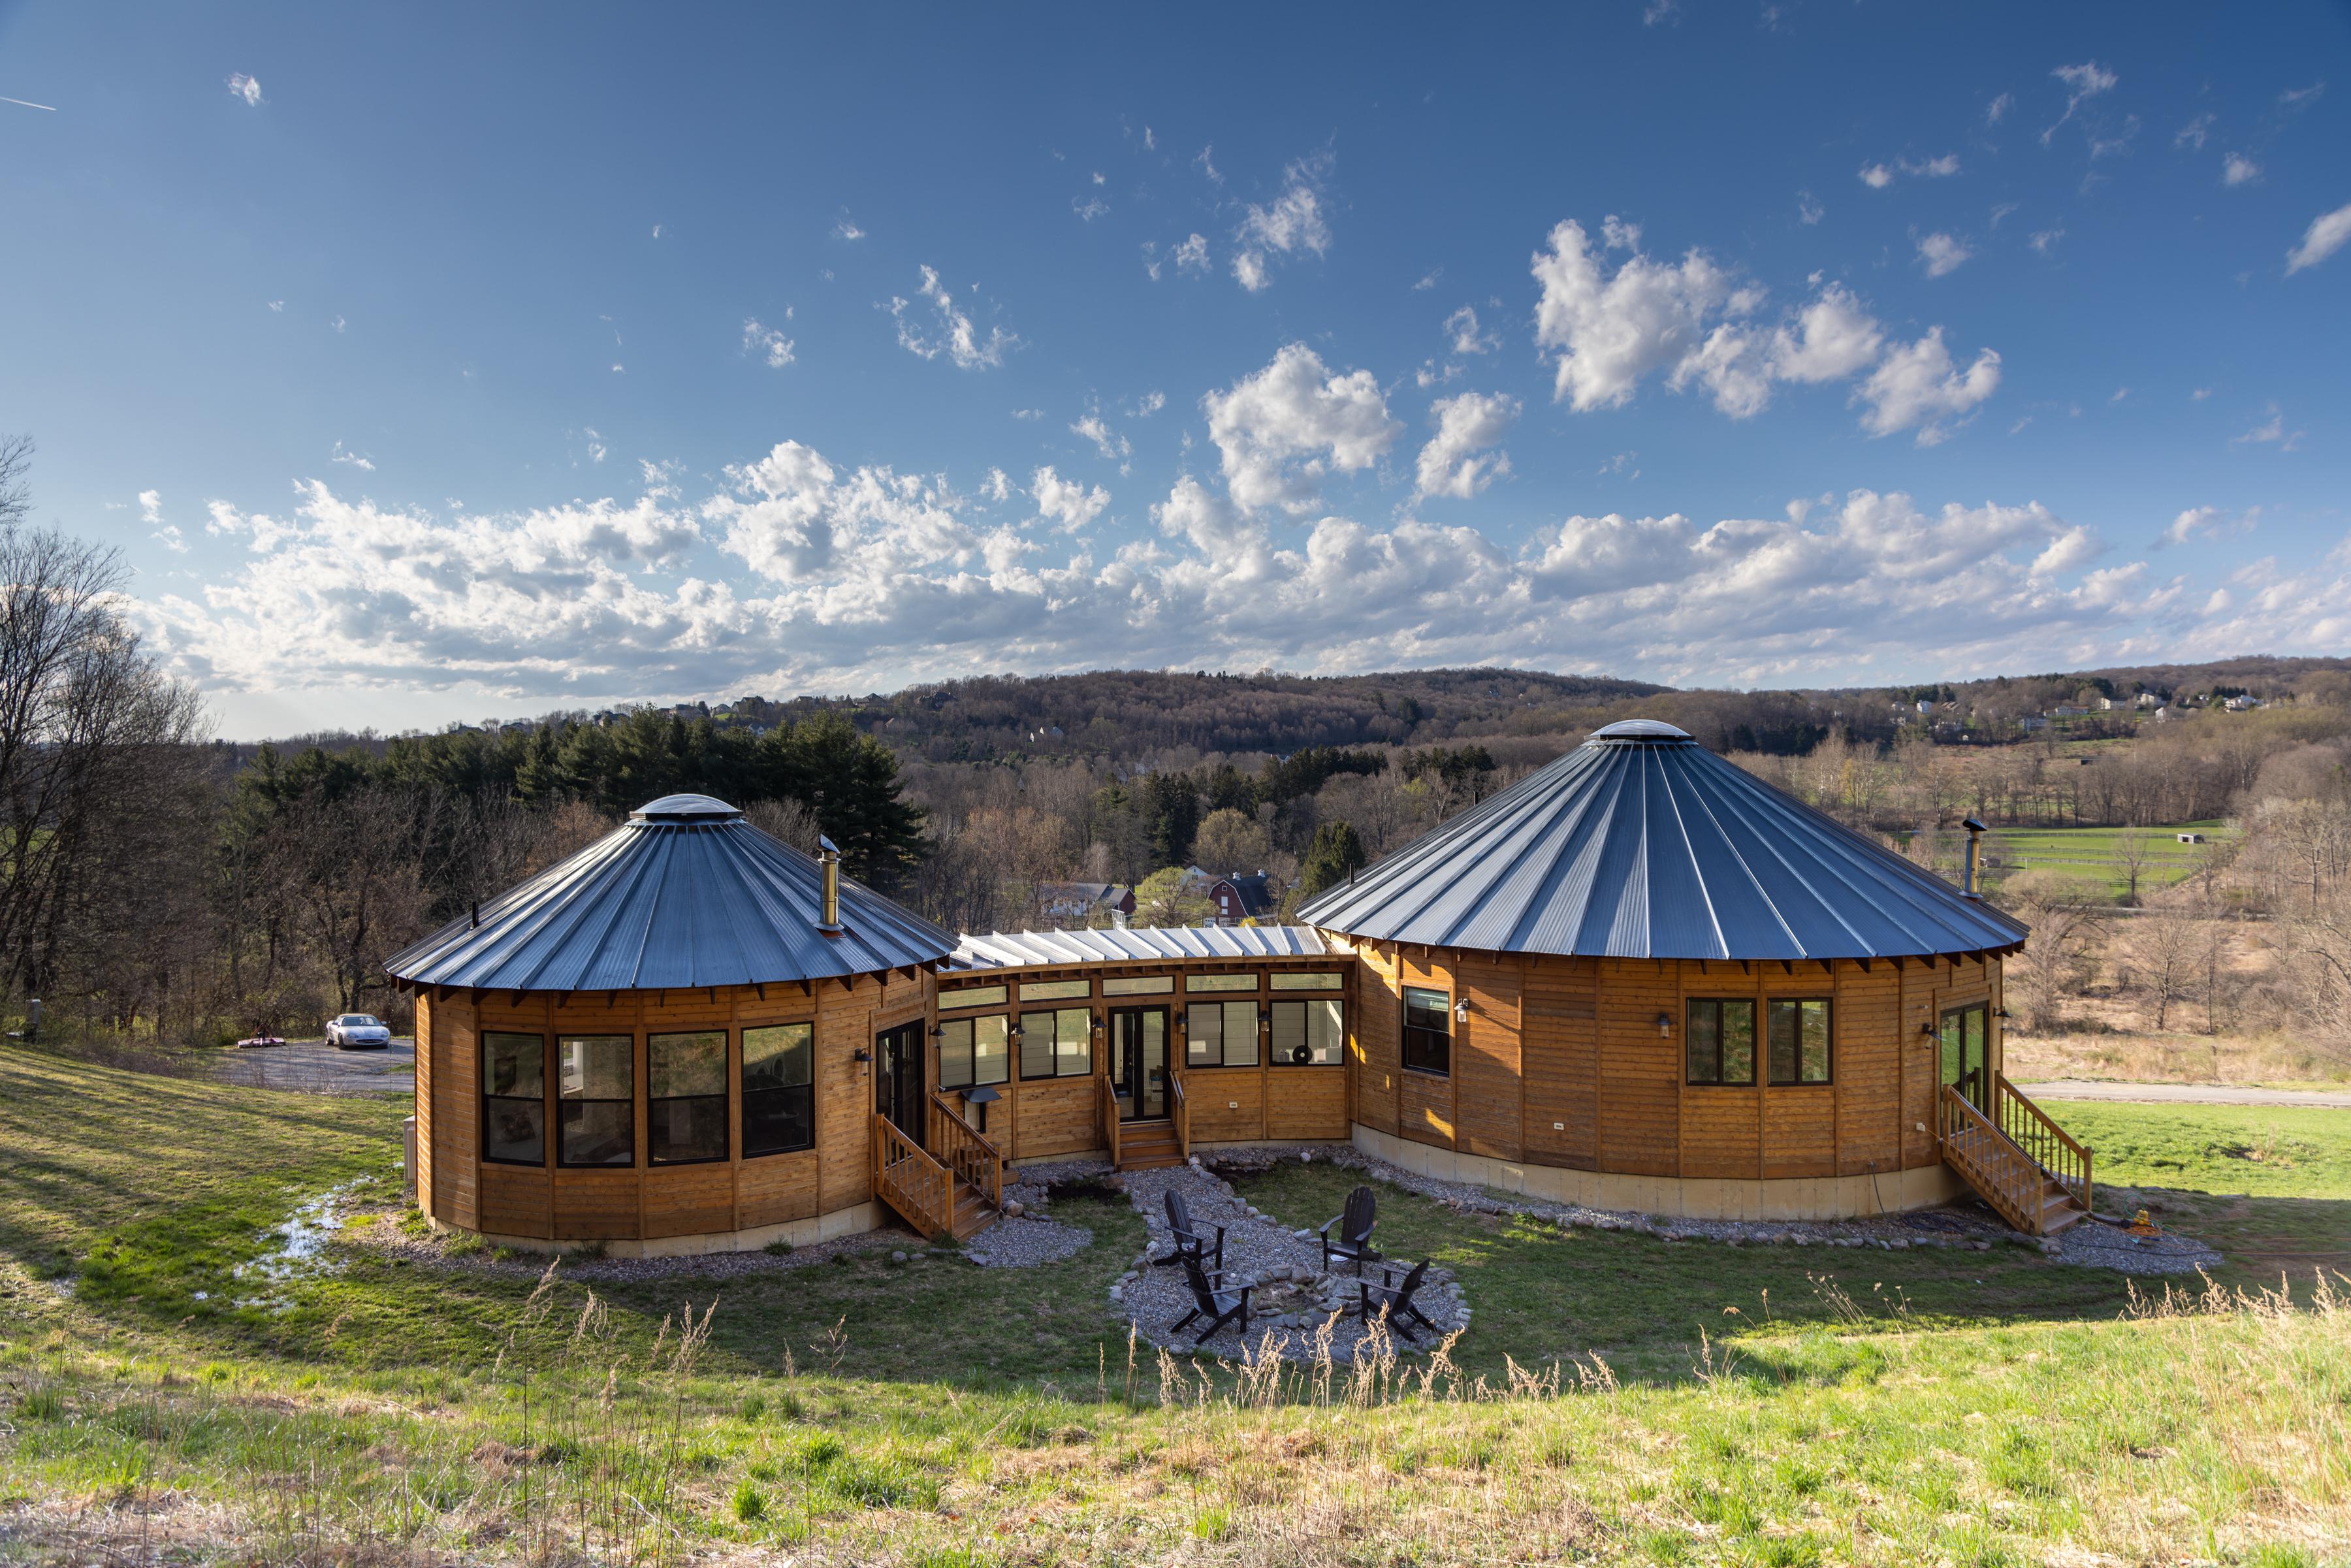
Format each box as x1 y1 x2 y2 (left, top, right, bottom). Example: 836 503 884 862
3 3 2346 739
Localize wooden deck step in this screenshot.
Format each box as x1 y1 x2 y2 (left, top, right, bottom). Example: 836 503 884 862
949 1177 1000 1241
1117 1121 1183 1171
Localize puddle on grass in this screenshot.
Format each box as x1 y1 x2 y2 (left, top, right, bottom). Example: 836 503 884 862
232 1181 362 1311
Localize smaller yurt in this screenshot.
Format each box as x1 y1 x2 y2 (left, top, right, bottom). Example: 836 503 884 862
1298 720 2060 1224
387 795 953 1255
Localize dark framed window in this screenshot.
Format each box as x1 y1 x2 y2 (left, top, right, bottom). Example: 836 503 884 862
648 1031 728 1164
742 1023 814 1157
1686 999 1755 1086
1019 1008 1093 1078
1186 1000 1259 1066
1271 999 1345 1066
1767 999 1832 1085
558 1034 635 1166
1402 987 1450 1076
481 1031 546 1165
940 1014 1012 1088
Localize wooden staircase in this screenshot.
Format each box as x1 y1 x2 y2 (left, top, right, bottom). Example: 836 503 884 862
1116 1119 1184 1171
871 1097 1006 1242
1938 1074 2093 1236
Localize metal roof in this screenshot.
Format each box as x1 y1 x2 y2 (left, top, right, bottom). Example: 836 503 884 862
385 796 955 992
1296 721 2027 961
948 925 1337 972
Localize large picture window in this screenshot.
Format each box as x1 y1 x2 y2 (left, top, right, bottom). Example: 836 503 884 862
1271 999 1345 1065
481 1031 546 1165
558 1034 635 1166
648 1031 728 1164
742 1023 814 1157
1686 999 1756 1086
1019 1008 1092 1078
940 1014 1012 1089
1402 987 1450 1076
1187 1000 1260 1066
1270 971 1346 991
1767 999 1832 1085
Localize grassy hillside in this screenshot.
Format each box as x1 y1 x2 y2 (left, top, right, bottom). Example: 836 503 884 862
2 1049 2346 1563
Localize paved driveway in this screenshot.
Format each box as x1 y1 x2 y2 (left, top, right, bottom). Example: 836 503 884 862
2014 1078 2351 1110
214 1037 415 1098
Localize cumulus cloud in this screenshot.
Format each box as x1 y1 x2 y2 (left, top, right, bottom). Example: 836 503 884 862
1072 412 1130 466
1767 285 1885 383
1203 344 1399 513
2158 505 2256 547
1414 392 1520 501
886 266 1016 369
1031 466 1110 533
1858 153 1960 189
742 317 795 367
1231 154 1333 291
1444 306 1495 356
1916 232 1974 277
2222 153 2262 187
330 441 375 472
1531 217 1743 411
227 73 263 106
834 216 865 241
2286 202 2351 274
2233 402 2305 451
1856 328 2002 444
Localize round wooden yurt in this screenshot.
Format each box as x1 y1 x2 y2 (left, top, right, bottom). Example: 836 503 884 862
1296 720 2030 1221
386 793 954 1255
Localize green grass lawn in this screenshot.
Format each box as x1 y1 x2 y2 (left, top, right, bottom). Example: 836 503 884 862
3 1047 2347 1564
1989 821 2230 901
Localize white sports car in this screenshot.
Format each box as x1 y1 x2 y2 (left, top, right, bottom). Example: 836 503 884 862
325 1013 393 1049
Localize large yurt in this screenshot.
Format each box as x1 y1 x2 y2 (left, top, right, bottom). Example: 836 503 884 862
387 794 953 1255
1296 720 2034 1221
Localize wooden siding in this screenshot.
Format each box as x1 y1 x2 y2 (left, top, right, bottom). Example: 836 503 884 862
1521 959 1599 1165
1457 955 1522 1161
1834 963 1901 1176
1597 959 1680 1176
413 993 435 1221
1266 1067 1347 1140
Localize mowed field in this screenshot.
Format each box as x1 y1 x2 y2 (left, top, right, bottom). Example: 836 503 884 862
1 1047 2346 1565
1992 821 2231 901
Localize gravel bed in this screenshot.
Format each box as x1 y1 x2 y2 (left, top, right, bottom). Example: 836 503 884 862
1200 1144 2227 1274
961 1215 1093 1269
347 1210 931 1282
1109 1162 1468 1362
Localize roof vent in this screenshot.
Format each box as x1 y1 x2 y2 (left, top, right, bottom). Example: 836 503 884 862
1589 720 1693 743
632 793 743 824
817 836 843 935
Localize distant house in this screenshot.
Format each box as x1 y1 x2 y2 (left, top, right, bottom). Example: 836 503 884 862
2224 696 2257 711
2135 692 2160 709
2019 715 2051 733
2051 705 2085 718
1206 872 1278 926
2177 832 2207 844
1035 881 1134 925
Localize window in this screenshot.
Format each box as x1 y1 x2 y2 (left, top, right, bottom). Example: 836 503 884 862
1270 972 1346 991
1019 1008 1092 1078
742 1023 814 1157
939 985 1008 1010
1103 974 1172 995
1187 1000 1260 1066
481 1031 546 1165
1686 999 1756 1086
1271 999 1345 1065
939 1014 1012 1089
1020 979 1090 1001
648 1031 728 1164
1402 987 1451 1076
558 1034 634 1166
1185 972 1257 993
1767 999 1832 1085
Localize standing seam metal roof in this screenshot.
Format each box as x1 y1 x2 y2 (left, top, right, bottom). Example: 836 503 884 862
1296 722 2026 961
383 795 955 991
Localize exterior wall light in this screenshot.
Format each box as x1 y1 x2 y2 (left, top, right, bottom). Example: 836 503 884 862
1454 998 1470 1023
1655 1012 1672 1038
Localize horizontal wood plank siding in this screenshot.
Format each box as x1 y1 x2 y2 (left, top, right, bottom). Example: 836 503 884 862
1265 1067 1348 1140
1597 960 1678 1176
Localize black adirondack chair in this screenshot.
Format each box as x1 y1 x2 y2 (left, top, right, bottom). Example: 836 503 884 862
1356 1258 1439 1343
1319 1184 1381 1274
1150 1190 1226 1271
1172 1253 1253 1345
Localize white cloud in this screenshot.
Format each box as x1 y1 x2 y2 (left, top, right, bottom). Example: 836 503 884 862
139 490 180 552
1987 93 2014 125
1195 146 1222 185
1797 190 1823 225
1642 0 1680 24
834 216 865 241
886 266 1016 370
742 317 795 368
2045 61 2119 146
1531 217 1740 410
2029 227 2064 255
1444 305 1495 356
2159 505 2257 547
1767 285 1884 383
1031 466 1110 534
2286 202 2351 274
583 429 607 465
2176 113 2215 151
2222 153 2262 187
267 299 284 312
1174 233 1209 274
329 315 346 333
1204 344 1400 513
1859 153 1960 189
1072 195 1109 222
1072 413 1130 465
1231 154 1333 291
1855 328 2002 443
2233 402 2305 451
330 441 375 472
1131 391 1166 418
1413 267 1442 291
1414 392 1520 500
2029 525 2103 576
1916 232 1974 277
138 490 163 524
227 73 263 106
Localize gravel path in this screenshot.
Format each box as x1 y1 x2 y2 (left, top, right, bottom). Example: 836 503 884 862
1108 1161 1469 1361
961 1215 1093 1268
2014 1079 2351 1109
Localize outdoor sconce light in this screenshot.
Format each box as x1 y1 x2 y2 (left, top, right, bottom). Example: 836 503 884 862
1007 1020 1025 1040
852 1047 871 1063
1920 1021 1938 1036
928 1022 945 1040
1994 1008 2013 1020
1655 1012 1672 1038
1091 1016 1104 1039
1454 998 1471 1024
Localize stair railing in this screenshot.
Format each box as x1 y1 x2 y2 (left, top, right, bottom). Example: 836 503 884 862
871 1113 953 1238
1937 1085 2051 1232
1099 1072 1120 1166
1170 1070 1190 1161
1992 1072 2093 1216
927 1090 1004 1209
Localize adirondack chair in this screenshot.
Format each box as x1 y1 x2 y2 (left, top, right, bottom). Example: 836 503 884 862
1356 1258 1439 1343
1319 1184 1381 1274
1172 1253 1253 1345
1149 1189 1226 1272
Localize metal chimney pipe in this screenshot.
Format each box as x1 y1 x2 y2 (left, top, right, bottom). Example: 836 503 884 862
1961 816 1987 897
818 836 843 933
